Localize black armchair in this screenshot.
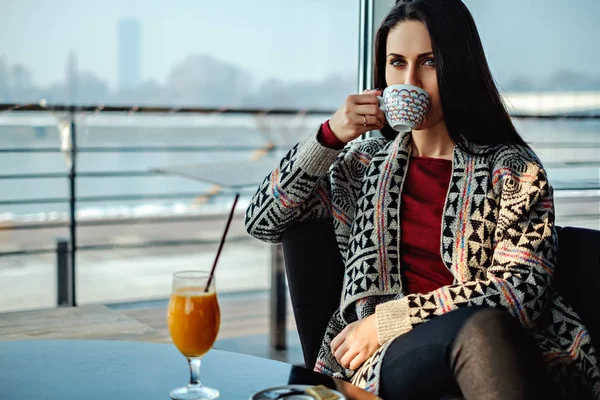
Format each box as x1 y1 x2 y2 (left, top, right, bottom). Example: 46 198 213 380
282 219 600 370
282 219 346 370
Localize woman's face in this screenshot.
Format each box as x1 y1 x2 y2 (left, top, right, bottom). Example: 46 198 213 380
385 20 444 131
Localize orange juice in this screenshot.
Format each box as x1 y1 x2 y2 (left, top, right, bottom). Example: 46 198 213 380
167 288 220 357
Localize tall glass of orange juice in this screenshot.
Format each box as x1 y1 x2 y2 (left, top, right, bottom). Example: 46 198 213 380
167 271 220 400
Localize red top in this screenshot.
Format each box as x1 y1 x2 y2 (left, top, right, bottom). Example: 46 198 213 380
400 156 454 294
318 121 454 295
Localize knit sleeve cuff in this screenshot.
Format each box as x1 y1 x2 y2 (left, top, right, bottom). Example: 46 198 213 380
295 129 345 176
318 120 346 150
375 297 412 345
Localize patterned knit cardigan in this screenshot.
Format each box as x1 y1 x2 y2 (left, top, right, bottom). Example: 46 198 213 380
244 131 600 399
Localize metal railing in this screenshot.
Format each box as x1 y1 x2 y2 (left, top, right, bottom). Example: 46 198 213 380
0 103 334 307
0 102 599 307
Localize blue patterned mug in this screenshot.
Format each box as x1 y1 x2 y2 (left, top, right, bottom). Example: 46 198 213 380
378 84 431 132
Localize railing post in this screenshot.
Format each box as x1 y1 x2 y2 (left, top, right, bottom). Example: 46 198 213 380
68 107 78 306
56 239 73 306
270 243 287 351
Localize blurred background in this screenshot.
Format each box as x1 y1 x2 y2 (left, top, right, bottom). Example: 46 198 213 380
0 0 598 362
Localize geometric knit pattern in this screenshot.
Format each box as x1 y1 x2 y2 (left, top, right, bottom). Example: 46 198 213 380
245 131 600 399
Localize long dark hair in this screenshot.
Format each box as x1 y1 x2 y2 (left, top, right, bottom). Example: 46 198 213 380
374 0 528 152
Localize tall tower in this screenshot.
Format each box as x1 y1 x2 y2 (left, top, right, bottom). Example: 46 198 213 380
117 19 142 91
66 50 78 103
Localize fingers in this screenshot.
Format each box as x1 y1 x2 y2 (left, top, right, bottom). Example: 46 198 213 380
349 113 384 130
348 352 366 371
348 91 380 105
363 115 384 129
362 88 383 96
334 340 349 364
354 104 379 116
340 348 360 370
330 333 344 355
335 344 366 370
355 104 386 126
330 89 385 143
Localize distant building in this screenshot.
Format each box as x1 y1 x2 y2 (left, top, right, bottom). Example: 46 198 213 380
117 19 142 91
66 50 78 103
0 56 9 102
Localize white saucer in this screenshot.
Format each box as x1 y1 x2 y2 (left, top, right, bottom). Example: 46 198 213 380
250 384 345 400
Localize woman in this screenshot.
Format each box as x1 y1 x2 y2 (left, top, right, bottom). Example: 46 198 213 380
245 1 599 399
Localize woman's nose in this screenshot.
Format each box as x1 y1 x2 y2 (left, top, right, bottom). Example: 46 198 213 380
405 66 421 88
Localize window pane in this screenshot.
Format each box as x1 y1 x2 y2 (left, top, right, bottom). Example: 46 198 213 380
464 0 600 92
0 0 359 108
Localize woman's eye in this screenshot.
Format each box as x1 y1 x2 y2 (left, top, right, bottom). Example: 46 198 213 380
423 58 436 66
390 59 404 67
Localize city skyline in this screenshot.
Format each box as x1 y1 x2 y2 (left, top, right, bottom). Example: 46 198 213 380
0 0 599 102
0 0 359 90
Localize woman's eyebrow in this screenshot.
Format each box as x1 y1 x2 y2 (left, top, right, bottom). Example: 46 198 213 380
386 51 434 58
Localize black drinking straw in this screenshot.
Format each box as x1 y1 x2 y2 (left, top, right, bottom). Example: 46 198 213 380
205 193 240 292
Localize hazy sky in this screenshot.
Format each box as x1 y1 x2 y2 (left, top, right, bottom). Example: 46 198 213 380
0 0 598 90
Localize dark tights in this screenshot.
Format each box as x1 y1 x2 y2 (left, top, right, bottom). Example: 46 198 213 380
379 306 562 400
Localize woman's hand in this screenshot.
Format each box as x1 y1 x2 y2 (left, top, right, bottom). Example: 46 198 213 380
329 89 386 143
331 314 380 370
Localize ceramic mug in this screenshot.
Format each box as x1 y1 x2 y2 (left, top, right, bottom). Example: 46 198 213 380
378 84 431 132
